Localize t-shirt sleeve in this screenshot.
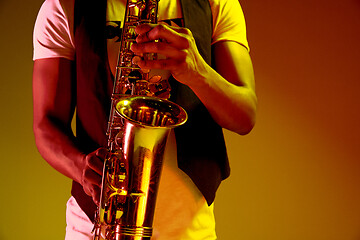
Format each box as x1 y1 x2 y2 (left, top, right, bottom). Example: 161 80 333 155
210 0 249 51
33 0 75 60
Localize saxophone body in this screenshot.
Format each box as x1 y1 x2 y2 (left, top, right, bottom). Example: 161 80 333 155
93 0 187 239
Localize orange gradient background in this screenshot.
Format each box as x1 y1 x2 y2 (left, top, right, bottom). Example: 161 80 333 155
0 0 359 239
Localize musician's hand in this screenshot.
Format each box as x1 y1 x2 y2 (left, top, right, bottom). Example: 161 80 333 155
131 23 209 88
81 148 107 206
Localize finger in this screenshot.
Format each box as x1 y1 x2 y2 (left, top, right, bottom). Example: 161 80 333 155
136 58 182 72
132 56 151 73
93 185 101 206
136 24 190 49
135 23 153 35
86 152 106 175
84 184 101 205
87 157 103 175
148 75 162 83
135 23 188 37
83 167 102 186
83 184 93 197
95 148 108 161
131 41 187 59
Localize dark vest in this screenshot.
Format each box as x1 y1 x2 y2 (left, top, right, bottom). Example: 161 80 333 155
72 0 230 222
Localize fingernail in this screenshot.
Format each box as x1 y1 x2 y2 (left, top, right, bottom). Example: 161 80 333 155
132 56 141 65
142 68 150 74
130 43 137 51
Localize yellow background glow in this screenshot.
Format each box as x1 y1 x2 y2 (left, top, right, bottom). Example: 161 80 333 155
0 0 359 239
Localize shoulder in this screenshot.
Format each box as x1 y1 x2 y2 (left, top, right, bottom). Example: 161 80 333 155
39 0 74 14
35 0 74 27
33 0 76 60
207 0 244 18
36 0 75 26
208 0 249 49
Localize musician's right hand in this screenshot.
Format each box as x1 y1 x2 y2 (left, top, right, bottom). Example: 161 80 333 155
81 147 108 206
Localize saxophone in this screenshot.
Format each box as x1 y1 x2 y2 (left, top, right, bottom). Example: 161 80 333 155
92 0 187 239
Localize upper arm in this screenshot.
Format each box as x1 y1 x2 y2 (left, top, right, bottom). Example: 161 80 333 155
212 40 255 92
32 58 76 132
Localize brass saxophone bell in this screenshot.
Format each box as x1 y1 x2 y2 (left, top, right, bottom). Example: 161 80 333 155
95 96 187 240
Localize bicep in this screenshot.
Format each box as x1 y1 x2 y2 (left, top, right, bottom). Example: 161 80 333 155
33 58 75 130
212 41 255 91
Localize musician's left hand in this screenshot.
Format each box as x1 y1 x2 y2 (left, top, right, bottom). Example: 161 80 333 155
131 23 257 136
131 23 209 89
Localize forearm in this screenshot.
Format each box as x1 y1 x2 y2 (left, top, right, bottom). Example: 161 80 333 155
189 66 257 135
33 58 106 204
33 58 85 184
34 118 85 183
177 40 257 135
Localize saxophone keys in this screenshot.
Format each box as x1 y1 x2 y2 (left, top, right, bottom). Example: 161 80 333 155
148 79 171 99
